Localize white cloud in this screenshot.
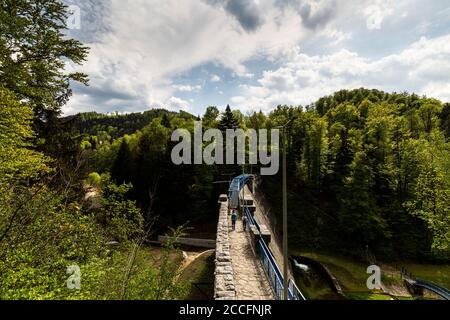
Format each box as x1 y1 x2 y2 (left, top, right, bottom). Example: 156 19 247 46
63 0 450 115
323 27 352 45
173 84 202 92
64 0 312 114
232 35 450 112
241 72 255 79
211 74 221 82
363 0 394 30
166 96 192 111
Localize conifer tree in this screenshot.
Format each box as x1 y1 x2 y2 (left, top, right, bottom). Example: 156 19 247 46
218 105 239 130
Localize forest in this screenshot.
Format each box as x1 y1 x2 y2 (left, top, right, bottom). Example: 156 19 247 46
73 89 450 262
0 0 449 300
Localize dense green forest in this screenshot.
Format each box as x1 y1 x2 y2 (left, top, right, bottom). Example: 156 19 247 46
1 0 449 300
260 90 450 262
73 90 450 262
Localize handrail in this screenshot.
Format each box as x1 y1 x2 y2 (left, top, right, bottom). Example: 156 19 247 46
258 236 285 300
289 278 306 300
230 175 306 300
245 205 305 300
229 174 251 209
415 279 450 300
245 205 261 233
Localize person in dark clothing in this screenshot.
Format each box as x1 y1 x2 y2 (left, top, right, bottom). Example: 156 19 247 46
231 210 237 231
242 215 248 232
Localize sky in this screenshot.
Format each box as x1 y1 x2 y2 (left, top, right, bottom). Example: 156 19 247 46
63 0 450 116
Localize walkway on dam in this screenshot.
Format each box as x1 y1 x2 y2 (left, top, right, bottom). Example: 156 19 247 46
243 185 294 281
229 212 273 300
217 174 305 301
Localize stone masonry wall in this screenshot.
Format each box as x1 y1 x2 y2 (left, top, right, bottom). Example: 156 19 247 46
214 199 236 300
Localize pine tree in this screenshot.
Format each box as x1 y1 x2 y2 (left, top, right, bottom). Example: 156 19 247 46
161 113 171 128
218 105 239 131
111 140 133 184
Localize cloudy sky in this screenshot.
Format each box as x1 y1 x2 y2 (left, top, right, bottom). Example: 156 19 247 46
63 0 450 115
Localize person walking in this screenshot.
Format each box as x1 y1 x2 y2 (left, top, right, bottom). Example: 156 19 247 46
231 210 237 231
242 214 248 232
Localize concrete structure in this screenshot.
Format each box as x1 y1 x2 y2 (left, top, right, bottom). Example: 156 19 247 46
214 193 273 300
158 236 216 249
214 196 237 300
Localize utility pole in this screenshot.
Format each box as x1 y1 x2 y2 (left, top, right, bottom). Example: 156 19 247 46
282 126 289 300
277 117 296 301
242 179 245 218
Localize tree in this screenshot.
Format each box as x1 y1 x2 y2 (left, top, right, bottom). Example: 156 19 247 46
0 88 49 183
0 0 88 121
405 133 450 252
0 88 103 300
218 105 239 130
440 103 450 138
299 115 328 190
338 151 390 248
111 139 134 185
406 164 450 251
232 110 245 127
161 113 171 128
203 106 220 128
96 177 144 243
246 111 267 130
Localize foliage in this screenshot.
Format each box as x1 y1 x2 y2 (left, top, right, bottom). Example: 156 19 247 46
0 88 50 183
218 105 240 130
69 109 186 143
86 172 102 188
0 89 184 300
75 91 449 261
0 0 88 121
261 89 450 260
95 177 144 243
203 106 220 128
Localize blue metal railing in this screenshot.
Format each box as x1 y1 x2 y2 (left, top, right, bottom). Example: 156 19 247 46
289 278 306 300
228 174 251 209
415 279 450 300
258 235 285 300
245 204 261 233
229 175 306 300
245 205 306 300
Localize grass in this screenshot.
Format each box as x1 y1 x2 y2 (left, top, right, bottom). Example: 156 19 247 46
179 250 215 300
296 275 343 300
293 260 344 300
400 263 450 289
296 251 371 292
142 245 183 267
344 292 392 300
293 250 450 300
293 250 391 299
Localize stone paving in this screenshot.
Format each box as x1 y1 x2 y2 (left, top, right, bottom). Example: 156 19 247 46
229 218 273 300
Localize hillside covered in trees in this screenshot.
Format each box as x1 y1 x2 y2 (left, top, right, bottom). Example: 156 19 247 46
1 0 449 300
261 89 450 262
72 89 450 262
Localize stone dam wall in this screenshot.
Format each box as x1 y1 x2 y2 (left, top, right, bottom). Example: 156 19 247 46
214 198 236 300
